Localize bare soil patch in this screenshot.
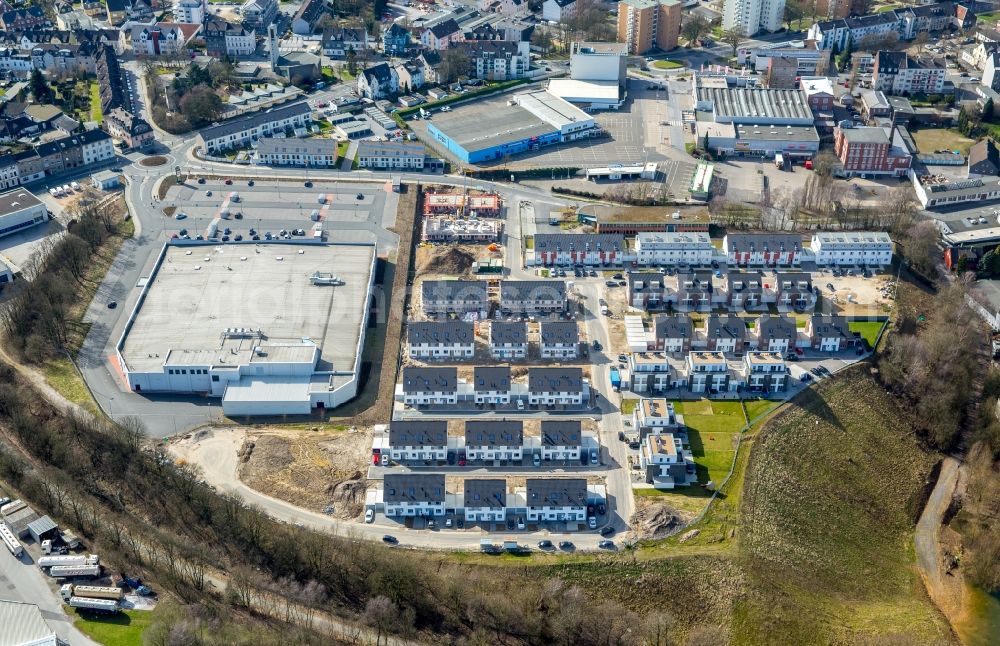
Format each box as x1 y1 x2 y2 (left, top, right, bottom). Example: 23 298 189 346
139 155 168 167
630 499 682 540
414 244 478 277
237 428 372 519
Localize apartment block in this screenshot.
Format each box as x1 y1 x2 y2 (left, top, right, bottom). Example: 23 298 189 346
617 0 681 55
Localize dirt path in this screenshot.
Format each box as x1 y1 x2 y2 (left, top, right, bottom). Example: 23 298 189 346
915 457 967 631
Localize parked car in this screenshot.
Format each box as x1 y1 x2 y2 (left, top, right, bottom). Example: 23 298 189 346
600 525 614 537
365 509 374 523
107 301 117 309
587 516 597 529
382 534 398 544
599 540 615 549
538 539 553 549
558 541 574 550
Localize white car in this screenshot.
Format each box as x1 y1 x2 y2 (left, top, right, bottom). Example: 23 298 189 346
365 509 374 523
70 181 81 191
440 105 452 112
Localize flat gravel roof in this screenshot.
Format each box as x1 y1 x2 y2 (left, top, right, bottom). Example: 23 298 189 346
121 242 374 374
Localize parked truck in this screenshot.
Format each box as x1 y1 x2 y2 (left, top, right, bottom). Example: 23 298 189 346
48 564 101 578
1 523 23 557
38 554 99 568
61 584 123 601
64 595 119 614
479 538 499 553
609 367 621 391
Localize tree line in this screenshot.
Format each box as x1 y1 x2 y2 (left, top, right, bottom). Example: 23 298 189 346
0 197 121 361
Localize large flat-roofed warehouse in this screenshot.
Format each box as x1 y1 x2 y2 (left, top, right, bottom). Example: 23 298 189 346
0 188 47 239
117 241 377 416
425 90 597 164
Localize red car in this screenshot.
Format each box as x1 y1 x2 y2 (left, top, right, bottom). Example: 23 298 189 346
224 178 233 185
372 454 379 465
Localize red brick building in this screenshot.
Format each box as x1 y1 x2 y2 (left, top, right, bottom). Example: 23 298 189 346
833 126 912 178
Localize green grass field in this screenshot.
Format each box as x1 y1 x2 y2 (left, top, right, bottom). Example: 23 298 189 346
69 608 156 646
652 59 683 70
89 81 102 123
849 320 887 347
911 128 975 156
620 398 638 415
733 367 951 644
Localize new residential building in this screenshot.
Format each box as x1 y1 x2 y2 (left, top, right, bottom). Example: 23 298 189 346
407 321 475 360
357 141 426 170
528 368 584 406
743 352 788 392
811 231 893 266
539 321 579 359
473 366 512 405
465 420 523 462
386 420 448 462
401 367 458 406
382 474 446 517
499 280 568 314
463 479 507 522
533 233 626 266
489 321 528 360
723 233 802 266
540 420 582 461
197 102 311 154
421 280 489 315
254 138 339 167
524 478 587 522
634 231 715 266
833 126 912 178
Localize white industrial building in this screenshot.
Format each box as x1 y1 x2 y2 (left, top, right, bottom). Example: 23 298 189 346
811 231 893 267
547 41 626 110
0 599 57 646
0 189 47 240
635 232 715 266
117 242 377 416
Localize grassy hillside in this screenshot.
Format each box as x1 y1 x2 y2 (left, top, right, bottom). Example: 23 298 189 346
733 366 953 644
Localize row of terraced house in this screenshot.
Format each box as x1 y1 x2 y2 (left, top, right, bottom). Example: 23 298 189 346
529 231 893 268
407 320 580 360
374 474 603 523
398 366 588 407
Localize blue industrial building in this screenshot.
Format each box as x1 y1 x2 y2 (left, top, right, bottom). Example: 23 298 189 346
422 90 597 164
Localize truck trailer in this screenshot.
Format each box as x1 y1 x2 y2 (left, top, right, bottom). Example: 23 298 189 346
0 523 23 557
48 564 101 578
61 584 123 601
65 596 119 614
0 499 25 516
38 554 99 568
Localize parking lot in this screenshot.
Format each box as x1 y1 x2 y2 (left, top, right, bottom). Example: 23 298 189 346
160 178 399 251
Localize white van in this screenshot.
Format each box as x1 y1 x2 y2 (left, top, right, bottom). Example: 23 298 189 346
70 181 81 191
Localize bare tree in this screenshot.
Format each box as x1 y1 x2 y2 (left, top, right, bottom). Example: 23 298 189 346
721 27 747 58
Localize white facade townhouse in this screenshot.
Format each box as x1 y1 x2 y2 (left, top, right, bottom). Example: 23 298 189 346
635 231 715 267
687 351 731 393
743 351 788 392
197 102 311 154
639 432 688 488
465 421 523 462
806 315 854 352
539 321 579 360
656 315 693 354
629 353 673 393
753 315 797 353
631 398 676 431
524 478 587 522
473 366 512 405
540 420 583 461
811 231 892 267
382 474 446 517
386 421 448 462
255 137 338 167
401 367 458 406
407 321 475 360
528 368 584 406
357 141 426 170
463 479 507 522
174 0 205 24
500 280 568 315
489 321 528 360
